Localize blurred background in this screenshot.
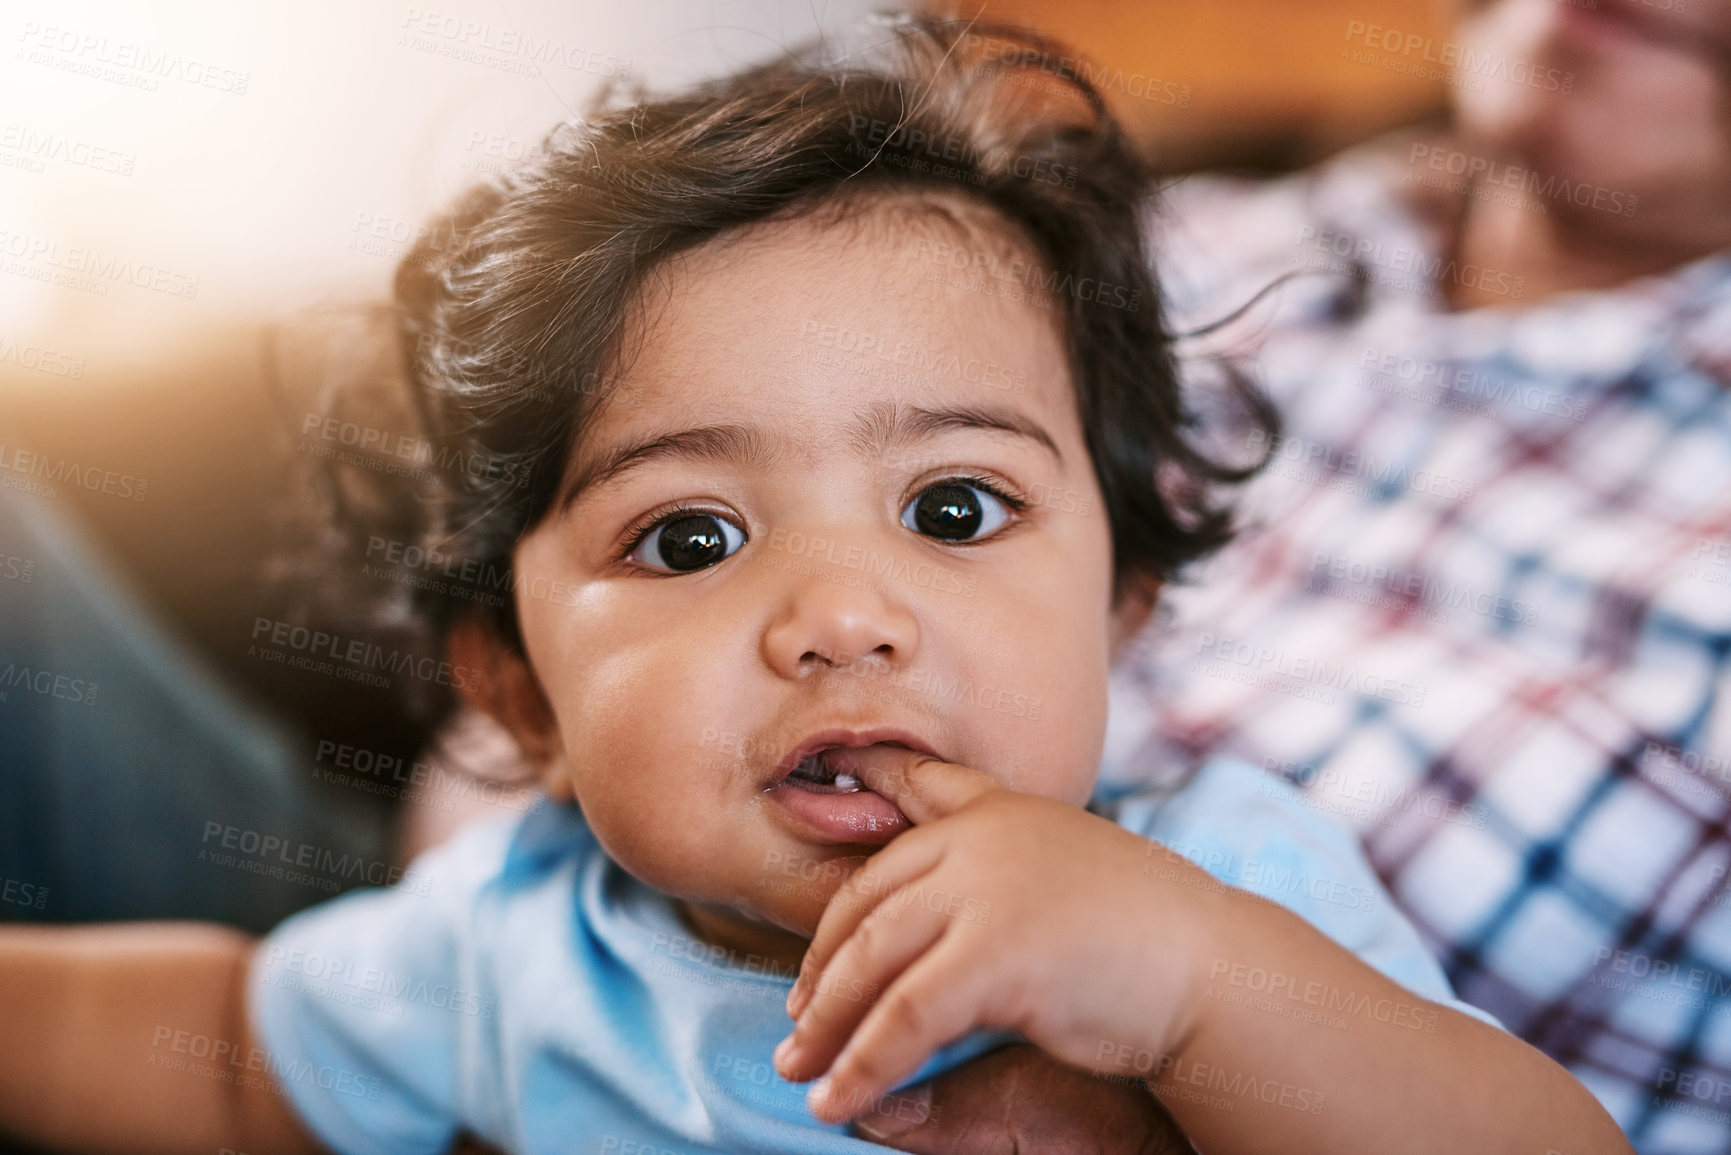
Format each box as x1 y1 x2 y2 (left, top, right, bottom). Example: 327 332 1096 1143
0 0 1454 802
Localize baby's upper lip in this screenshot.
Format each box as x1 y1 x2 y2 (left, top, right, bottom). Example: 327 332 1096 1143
768 727 940 789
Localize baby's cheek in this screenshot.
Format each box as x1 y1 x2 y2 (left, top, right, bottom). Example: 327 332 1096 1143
976 671 1108 805
570 770 764 903
583 791 730 899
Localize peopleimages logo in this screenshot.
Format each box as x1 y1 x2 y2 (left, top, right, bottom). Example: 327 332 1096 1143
0 442 148 502
1308 550 1538 626
1150 837 1379 911
1094 1041 1326 1115
1195 632 1428 708
1406 144 1638 219
1358 344 1586 422
0 663 98 706
1294 225 1525 301
262 945 496 1019
802 317 1031 395
1248 427 1476 504
1206 959 1438 1032
0 122 136 177
298 412 529 488
0 334 86 378
150 1026 382 1101
248 616 484 691
200 822 429 894
1342 21 1574 95
913 236 1142 312
15 22 251 95
1263 757 1490 832
396 8 631 78
0 226 200 298
1690 539 1731 588
763 526 978 598
0 876 47 910
966 37 1192 107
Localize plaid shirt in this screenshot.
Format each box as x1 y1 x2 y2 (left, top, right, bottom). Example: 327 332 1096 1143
1104 136 1731 1152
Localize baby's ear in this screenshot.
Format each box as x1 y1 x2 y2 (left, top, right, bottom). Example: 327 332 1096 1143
1108 573 1162 661
446 615 570 796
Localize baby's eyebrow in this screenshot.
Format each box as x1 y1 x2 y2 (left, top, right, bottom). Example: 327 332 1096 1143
559 402 1061 509
560 423 781 509
848 401 1063 465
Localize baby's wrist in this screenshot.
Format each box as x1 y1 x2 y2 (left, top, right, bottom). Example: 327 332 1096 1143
1141 857 1273 1068
1081 881 1236 1093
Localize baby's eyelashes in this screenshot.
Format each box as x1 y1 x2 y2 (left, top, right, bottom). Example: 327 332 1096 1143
901 478 1021 542
624 509 747 573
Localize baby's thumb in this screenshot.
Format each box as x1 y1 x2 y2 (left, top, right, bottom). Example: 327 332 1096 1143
842 746 997 824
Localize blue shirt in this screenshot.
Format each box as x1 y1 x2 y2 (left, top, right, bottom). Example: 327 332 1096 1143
249 756 1499 1154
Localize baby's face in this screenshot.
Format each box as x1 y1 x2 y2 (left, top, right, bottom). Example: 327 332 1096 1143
511 191 1135 955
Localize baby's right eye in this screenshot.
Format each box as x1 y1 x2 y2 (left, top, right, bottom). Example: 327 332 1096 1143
626 511 747 573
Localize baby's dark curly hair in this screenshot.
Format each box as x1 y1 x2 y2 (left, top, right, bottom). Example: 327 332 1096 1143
276 12 1274 752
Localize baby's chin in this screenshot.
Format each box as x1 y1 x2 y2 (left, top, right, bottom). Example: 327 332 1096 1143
610 829 888 950
742 897 825 942
669 865 865 948
712 875 849 940
661 891 821 974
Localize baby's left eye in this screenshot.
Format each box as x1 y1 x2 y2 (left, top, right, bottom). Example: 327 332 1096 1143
900 481 1014 543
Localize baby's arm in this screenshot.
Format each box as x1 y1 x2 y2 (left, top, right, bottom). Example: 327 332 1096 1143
0 923 323 1155
1148 879 1621 1154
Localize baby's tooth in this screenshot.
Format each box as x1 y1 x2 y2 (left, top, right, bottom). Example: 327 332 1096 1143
832 773 861 791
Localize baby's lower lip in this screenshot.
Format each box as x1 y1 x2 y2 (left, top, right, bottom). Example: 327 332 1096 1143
763 777 909 846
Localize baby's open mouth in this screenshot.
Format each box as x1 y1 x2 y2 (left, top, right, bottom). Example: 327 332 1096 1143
762 732 929 846
784 749 868 794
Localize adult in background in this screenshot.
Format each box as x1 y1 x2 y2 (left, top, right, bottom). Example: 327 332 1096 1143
1102 0 1731 1150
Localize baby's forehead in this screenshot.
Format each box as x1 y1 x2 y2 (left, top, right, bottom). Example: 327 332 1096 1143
565 186 1083 487
809 184 1046 270
621 185 1071 392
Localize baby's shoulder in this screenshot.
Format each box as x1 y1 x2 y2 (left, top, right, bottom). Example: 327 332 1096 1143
1098 756 1393 938
257 796 593 971
416 797 597 919
246 796 599 1153
1102 756 1339 860
1095 757 1501 1028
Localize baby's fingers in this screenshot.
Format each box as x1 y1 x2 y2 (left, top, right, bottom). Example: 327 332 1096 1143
788 829 945 1020
776 898 949 1084
805 938 985 1125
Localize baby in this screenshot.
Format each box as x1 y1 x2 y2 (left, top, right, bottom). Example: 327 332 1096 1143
0 15 1632 1155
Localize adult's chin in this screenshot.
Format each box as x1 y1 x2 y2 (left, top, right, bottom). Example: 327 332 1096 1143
1453 27 1561 146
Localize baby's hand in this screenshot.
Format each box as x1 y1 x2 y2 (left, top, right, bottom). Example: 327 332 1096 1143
772 750 1224 1125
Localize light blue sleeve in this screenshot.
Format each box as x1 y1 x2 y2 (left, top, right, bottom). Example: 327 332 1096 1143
246 812 524 1155
1110 757 1504 1030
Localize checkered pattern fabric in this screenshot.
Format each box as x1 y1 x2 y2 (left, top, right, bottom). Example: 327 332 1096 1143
1103 137 1731 1152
